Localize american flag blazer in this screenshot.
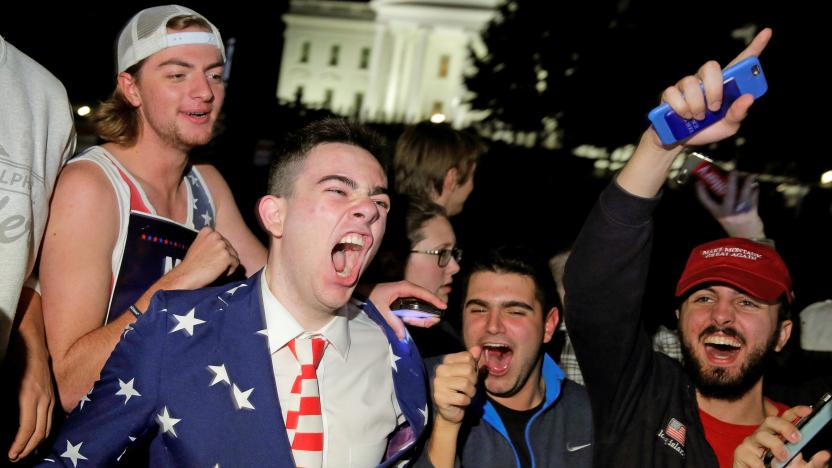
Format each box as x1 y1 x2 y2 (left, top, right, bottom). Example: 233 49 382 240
38 271 429 467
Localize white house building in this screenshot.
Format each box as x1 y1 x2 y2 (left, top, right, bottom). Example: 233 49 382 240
276 0 499 128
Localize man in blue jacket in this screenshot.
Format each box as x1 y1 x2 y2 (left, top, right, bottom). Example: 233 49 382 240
36 118 431 467
419 247 592 467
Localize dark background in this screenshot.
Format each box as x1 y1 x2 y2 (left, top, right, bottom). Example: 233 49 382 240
3 0 829 334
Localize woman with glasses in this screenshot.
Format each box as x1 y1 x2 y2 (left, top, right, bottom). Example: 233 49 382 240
365 196 464 357
405 211 462 304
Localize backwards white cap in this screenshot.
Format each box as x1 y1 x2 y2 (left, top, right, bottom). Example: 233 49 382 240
116 4 225 73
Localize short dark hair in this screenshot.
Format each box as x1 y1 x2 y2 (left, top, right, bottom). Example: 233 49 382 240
394 122 485 200
268 118 388 196
462 246 561 316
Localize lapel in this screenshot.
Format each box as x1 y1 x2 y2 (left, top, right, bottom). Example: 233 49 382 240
360 299 429 465
214 271 295 464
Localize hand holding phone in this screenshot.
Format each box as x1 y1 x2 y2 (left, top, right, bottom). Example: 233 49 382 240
765 393 832 468
391 297 443 319
649 56 768 145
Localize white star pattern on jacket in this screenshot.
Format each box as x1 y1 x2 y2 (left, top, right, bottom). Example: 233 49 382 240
208 364 230 386
390 344 402 372
225 284 247 296
115 378 141 404
170 308 205 336
232 384 255 410
60 440 87 467
78 389 92 410
157 406 181 438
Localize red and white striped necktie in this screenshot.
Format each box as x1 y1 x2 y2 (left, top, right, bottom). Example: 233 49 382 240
285 336 327 468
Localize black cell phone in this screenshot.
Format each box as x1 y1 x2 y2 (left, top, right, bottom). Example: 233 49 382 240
391 297 442 319
764 392 832 468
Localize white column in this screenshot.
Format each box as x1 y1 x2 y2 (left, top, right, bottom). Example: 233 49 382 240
383 24 406 119
404 26 429 122
365 23 388 120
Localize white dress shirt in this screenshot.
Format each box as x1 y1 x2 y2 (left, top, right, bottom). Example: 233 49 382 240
260 270 404 467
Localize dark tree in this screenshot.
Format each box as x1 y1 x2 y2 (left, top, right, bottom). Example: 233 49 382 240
466 0 792 155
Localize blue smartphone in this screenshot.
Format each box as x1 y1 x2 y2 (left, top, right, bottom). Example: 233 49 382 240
648 56 768 145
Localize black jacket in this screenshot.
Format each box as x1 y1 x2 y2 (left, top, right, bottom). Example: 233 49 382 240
565 181 719 468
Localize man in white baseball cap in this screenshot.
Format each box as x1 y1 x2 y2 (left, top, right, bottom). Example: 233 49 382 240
39 4 267 415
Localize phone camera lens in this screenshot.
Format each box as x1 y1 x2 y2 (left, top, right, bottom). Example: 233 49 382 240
751 65 760 76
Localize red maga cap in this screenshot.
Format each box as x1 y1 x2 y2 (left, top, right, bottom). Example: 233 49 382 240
675 237 793 303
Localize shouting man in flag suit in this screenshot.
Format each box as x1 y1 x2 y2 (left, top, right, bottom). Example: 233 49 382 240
37 118 433 467
563 28 830 468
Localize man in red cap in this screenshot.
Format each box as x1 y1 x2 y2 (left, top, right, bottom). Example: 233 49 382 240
563 28 830 468
674 237 796 467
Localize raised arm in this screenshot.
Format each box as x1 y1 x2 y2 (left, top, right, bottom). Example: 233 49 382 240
565 27 772 432
618 28 772 198
695 172 768 241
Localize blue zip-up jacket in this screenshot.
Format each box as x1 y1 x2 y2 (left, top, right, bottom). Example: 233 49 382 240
416 354 593 467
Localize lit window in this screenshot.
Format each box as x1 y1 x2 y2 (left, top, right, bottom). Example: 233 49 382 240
438 55 450 78
431 101 443 115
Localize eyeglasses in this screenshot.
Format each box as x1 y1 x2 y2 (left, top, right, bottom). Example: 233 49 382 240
410 247 463 267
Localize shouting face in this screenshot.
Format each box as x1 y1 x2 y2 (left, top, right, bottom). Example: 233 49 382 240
262 143 390 317
462 271 557 402
677 285 791 400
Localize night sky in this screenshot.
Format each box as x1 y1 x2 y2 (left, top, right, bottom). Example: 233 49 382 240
4 1 827 182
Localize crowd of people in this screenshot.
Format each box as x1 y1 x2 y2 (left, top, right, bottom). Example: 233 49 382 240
1 4 829 468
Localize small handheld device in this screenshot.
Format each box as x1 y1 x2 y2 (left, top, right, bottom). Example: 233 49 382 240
649 56 768 145
765 392 832 468
674 152 729 198
391 297 442 319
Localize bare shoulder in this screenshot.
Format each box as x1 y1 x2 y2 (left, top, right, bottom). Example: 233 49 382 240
53 159 118 203
47 159 119 240
193 163 232 193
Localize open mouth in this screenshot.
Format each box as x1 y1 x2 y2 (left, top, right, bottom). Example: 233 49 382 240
703 335 743 362
184 111 210 122
482 343 513 376
331 234 366 279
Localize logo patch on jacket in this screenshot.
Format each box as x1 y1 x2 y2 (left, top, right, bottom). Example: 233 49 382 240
657 417 686 457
